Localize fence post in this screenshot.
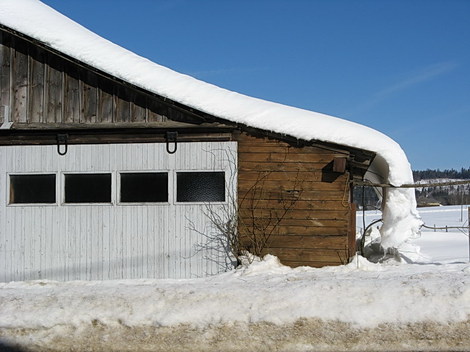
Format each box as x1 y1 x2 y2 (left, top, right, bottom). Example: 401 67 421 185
468 207 470 262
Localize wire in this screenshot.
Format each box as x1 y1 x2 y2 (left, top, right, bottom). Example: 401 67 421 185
359 218 383 255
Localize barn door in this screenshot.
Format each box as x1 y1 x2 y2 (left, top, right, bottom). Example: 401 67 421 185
0 141 237 281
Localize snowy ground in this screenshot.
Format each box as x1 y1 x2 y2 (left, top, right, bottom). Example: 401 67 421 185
358 205 470 263
0 205 469 352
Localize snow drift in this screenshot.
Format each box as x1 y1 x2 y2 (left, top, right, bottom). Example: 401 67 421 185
0 0 422 247
0 254 469 351
1 254 469 330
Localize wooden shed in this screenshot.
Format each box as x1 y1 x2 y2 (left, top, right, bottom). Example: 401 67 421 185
0 6 376 281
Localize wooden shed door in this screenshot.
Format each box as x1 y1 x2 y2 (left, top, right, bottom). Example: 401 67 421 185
0 141 237 281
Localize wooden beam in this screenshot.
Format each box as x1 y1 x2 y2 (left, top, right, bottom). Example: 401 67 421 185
9 121 233 130
354 179 470 188
0 128 235 145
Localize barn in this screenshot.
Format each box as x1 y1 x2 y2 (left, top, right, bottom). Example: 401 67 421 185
0 1 419 282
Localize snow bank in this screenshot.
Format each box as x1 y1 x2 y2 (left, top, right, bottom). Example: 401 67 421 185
1 255 469 331
0 0 421 247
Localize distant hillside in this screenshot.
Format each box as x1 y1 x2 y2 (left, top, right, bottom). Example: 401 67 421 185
353 167 470 209
413 168 470 181
413 168 470 206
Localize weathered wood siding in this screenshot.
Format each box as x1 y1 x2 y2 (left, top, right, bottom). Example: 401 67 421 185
237 133 354 267
0 27 365 274
0 29 196 127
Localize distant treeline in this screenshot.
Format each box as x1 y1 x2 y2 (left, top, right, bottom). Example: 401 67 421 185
413 167 470 181
353 167 470 209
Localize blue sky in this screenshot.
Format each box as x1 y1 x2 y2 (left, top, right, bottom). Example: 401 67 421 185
41 0 469 171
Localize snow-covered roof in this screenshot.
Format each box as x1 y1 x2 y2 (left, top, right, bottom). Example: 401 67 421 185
0 0 421 248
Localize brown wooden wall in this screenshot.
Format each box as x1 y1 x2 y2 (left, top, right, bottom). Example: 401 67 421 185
0 29 201 128
237 133 355 267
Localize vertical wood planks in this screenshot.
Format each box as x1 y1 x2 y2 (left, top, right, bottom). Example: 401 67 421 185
147 98 168 122
115 85 130 123
45 54 63 123
0 31 11 125
63 66 80 123
130 91 146 122
1 29 193 127
81 70 98 123
29 46 45 123
98 76 114 123
11 37 28 123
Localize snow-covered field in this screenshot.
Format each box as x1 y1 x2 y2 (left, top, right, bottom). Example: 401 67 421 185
0 205 469 352
358 205 470 263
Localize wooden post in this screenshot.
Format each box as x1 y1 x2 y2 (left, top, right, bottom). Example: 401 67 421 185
468 207 470 262
349 203 357 258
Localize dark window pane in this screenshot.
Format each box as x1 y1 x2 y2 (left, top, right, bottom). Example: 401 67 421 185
120 173 168 203
65 174 111 203
177 172 225 202
10 174 56 204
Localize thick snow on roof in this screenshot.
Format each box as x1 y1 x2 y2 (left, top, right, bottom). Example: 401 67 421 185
0 0 421 248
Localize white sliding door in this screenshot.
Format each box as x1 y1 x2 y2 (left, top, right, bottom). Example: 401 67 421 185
0 141 237 281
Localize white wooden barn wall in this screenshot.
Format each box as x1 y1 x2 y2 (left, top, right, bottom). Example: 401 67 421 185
0 141 237 281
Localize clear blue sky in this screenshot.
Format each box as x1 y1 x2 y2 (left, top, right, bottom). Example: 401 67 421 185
41 0 469 171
